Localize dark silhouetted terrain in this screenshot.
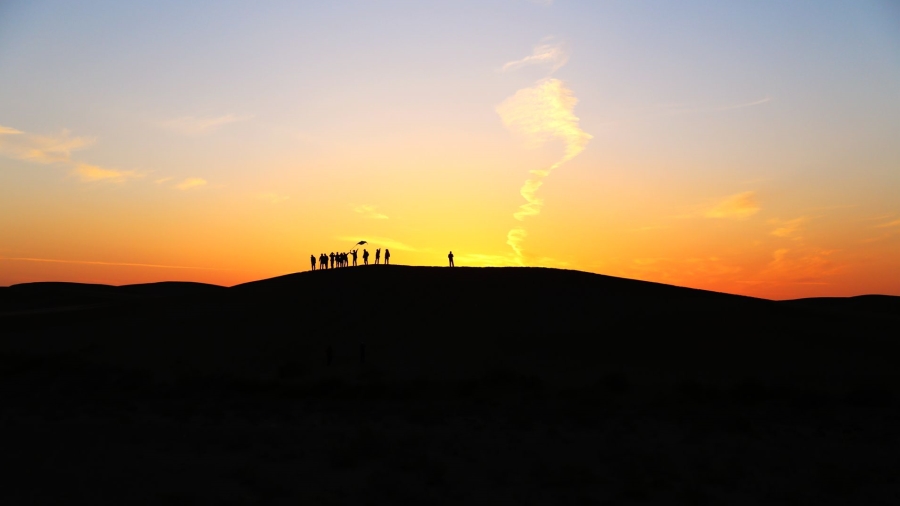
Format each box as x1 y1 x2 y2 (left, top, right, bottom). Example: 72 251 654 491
2 266 899 504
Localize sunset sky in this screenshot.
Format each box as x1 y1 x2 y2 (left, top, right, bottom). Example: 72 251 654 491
1 0 898 299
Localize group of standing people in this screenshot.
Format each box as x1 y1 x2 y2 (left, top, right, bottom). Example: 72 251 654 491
310 249 456 270
311 248 390 270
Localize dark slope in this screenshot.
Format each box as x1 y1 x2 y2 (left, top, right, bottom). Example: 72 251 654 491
3 266 898 389
780 294 900 318
3 267 900 505
0 281 226 316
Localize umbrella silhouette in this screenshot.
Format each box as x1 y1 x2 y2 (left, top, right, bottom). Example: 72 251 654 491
356 240 368 246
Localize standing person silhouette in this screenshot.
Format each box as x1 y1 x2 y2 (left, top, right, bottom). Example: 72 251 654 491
448 251 454 267
310 254 316 271
351 249 358 266
384 249 391 265
363 249 369 265
329 252 335 269
375 248 381 265
319 253 326 270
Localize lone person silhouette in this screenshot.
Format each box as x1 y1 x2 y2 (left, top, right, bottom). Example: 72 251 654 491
363 249 369 265
310 254 316 271
330 252 335 269
375 248 381 265
351 249 358 266
448 251 454 267
384 249 391 265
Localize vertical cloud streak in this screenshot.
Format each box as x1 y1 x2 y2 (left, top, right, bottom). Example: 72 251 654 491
501 38 568 73
496 78 592 262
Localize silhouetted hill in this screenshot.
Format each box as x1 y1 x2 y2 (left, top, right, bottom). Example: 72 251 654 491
781 294 900 317
3 266 898 389
0 280 226 315
3 267 900 504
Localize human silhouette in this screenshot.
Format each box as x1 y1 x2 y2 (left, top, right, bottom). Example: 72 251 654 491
319 253 327 270
448 251 454 267
384 249 390 264
351 249 358 266
310 254 316 271
375 248 381 265
363 249 369 265
330 252 335 269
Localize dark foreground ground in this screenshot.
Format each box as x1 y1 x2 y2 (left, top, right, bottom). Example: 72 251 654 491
2 266 899 504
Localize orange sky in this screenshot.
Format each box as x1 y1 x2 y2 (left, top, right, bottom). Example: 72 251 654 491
1 1 899 299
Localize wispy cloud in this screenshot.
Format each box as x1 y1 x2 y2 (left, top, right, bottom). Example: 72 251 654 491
761 247 840 284
716 96 772 111
257 192 289 204
705 191 760 219
502 38 568 73
496 77 592 262
769 216 808 238
506 228 528 260
0 123 145 184
161 114 246 135
0 125 94 164
176 177 207 191
154 176 174 184
875 218 900 228
73 163 142 182
353 204 389 220
0 256 228 271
